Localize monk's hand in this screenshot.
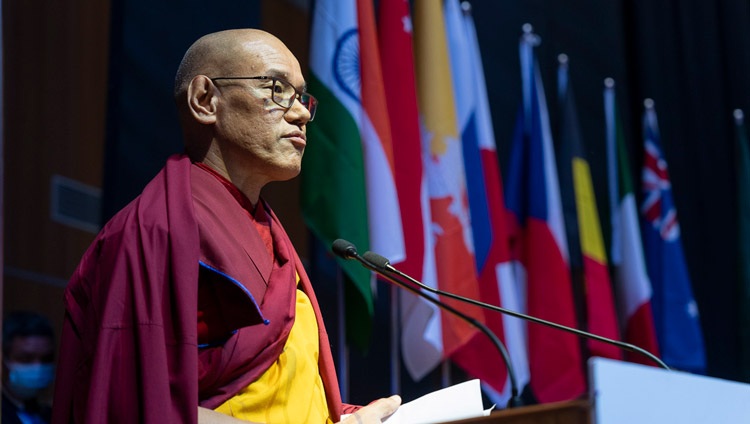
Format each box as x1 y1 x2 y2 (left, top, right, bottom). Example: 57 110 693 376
339 395 401 424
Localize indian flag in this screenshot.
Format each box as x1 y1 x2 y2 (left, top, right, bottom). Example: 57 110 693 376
302 0 404 347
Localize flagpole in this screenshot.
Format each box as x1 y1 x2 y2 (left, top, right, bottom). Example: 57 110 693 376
604 78 622 265
0 4 4 416
441 360 451 388
520 23 540 134
336 267 349 403
390 284 401 394
557 53 569 99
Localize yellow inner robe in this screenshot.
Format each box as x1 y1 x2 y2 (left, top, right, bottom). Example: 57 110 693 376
214 288 332 423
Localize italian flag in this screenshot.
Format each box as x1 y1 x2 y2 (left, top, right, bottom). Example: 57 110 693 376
302 0 404 347
605 81 660 364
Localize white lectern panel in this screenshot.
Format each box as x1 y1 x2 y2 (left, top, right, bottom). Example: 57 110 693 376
589 357 750 424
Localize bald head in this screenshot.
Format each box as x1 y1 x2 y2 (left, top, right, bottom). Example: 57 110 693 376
173 29 293 101
170 28 311 201
173 29 305 159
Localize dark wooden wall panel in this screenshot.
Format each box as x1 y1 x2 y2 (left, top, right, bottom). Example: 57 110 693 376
3 0 110 335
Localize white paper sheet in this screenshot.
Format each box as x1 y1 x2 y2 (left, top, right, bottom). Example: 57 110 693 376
382 379 491 424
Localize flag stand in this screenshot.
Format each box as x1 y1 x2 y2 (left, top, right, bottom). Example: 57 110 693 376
336 267 349 403
390 284 401 395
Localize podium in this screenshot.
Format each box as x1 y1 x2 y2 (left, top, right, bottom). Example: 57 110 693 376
438 357 750 424
588 357 750 423
447 400 591 424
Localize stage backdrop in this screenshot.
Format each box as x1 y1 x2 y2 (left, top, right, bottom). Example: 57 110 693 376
98 0 750 403
470 0 750 383
102 0 261 219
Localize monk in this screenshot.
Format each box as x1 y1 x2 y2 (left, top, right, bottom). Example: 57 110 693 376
51 29 401 424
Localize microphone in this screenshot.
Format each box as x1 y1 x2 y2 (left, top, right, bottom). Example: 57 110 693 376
361 249 671 371
332 239 524 408
332 238 358 260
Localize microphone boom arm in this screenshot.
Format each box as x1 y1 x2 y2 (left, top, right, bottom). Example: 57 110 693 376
361 251 670 371
355 253 523 407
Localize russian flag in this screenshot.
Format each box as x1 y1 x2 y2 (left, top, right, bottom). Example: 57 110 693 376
444 0 528 405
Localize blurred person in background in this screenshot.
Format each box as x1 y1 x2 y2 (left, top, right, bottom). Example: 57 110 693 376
3 310 55 424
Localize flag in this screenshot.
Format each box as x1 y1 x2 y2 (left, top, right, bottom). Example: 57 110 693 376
556 59 621 360
413 0 483 368
605 80 660 365
377 0 439 378
733 109 750 381
303 0 404 348
640 100 706 373
356 0 405 263
444 0 528 404
504 29 586 403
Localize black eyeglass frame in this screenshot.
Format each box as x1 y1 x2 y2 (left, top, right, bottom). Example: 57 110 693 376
210 76 317 121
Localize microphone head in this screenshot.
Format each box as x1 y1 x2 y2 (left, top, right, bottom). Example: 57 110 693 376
362 251 390 268
332 239 358 259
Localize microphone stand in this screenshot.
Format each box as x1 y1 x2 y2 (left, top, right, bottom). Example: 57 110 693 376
332 240 523 408
361 251 671 371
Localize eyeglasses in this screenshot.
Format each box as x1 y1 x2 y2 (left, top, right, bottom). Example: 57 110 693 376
210 76 318 121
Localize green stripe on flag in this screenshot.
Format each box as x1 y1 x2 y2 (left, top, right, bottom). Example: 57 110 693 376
301 73 374 348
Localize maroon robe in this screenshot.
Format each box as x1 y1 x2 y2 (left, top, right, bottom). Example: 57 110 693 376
52 154 349 423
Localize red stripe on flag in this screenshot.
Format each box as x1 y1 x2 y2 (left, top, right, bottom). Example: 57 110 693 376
357 0 395 171
624 303 661 366
378 0 424 279
582 255 622 359
525 218 586 402
431 194 483 356
451 149 511 391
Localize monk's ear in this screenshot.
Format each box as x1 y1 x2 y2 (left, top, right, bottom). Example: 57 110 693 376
187 75 219 124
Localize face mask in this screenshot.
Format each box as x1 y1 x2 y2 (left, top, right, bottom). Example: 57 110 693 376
5 362 55 400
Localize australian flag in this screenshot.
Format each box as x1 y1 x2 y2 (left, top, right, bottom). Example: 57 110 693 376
640 100 706 373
